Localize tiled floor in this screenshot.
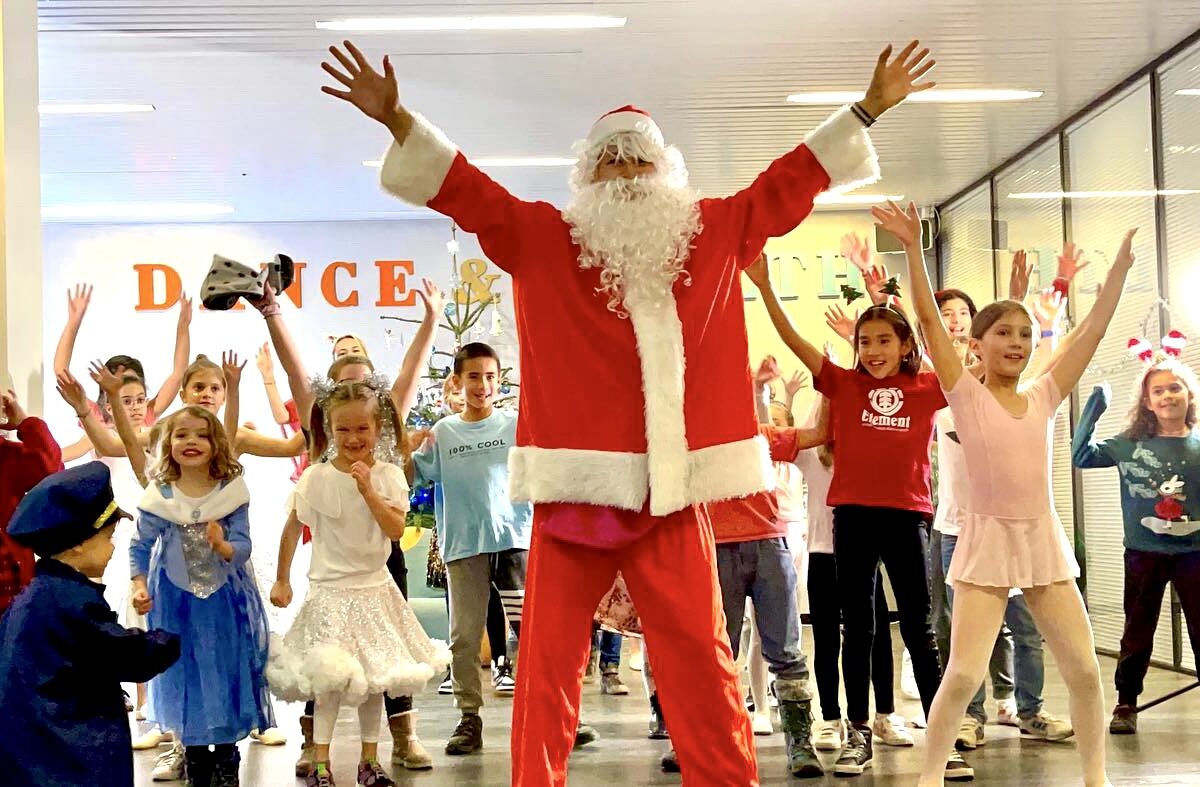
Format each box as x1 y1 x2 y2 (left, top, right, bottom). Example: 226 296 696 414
132 643 1200 785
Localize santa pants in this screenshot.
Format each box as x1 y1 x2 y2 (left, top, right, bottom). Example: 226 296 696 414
510 505 758 787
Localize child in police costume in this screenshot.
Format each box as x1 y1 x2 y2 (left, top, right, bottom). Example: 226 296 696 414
0 462 181 786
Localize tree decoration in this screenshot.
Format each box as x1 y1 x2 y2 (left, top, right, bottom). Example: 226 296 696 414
840 284 865 305
880 277 902 297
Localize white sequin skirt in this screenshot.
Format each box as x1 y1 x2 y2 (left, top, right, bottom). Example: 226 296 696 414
266 580 450 706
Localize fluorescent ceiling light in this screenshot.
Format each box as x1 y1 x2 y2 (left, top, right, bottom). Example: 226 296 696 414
1007 189 1200 200
363 157 574 168
317 15 626 32
39 103 156 115
42 203 234 220
1175 89 1200 96
815 192 904 206
787 89 1042 104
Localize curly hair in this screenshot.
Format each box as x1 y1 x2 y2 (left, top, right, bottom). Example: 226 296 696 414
1120 355 1199 441
149 405 243 483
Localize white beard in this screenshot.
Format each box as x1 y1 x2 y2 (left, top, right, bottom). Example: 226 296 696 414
562 175 701 316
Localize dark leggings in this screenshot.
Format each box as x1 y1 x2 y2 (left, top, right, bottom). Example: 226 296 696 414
808 553 896 721
442 583 511 663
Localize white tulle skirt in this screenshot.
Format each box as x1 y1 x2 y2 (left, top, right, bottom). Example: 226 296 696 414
266 579 450 706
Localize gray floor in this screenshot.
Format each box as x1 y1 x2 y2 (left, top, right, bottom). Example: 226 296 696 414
132 641 1200 785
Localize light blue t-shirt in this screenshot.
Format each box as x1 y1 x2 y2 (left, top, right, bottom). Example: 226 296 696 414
413 409 532 563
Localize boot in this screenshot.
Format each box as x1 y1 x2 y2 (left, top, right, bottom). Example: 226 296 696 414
209 748 241 787
185 746 215 787
296 715 317 777
647 693 669 740
583 647 600 684
389 711 433 770
779 699 823 778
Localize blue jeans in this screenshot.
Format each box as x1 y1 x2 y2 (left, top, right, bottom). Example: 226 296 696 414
941 533 1045 721
593 628 622 669
716 538 809 684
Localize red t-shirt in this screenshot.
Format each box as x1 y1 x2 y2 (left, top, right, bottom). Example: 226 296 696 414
707 425 804 544
814 361 944 515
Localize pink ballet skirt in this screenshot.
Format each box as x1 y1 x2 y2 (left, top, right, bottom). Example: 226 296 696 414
943 372 1080 589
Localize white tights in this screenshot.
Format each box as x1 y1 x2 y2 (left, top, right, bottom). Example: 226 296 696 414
313 692 385 746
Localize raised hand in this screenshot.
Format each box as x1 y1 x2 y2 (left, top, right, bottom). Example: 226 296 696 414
222 351 247 391
249 281 279 315
1056 242 1091 284
416 278 446 318
322 41 402 126
783 370 810 398
1033 288 1067 333
1113 228 1138 270
824 303 857 342
755 356 782 386
823 341 840 364
176 294 193 330
255 343 274 379
55 371 90 416
65 283 93 324
861 40 936 118
871 200 922 249
1 388 27 430
840 233 872 273
88 360 124 398
745 252 770 288
861 264 892 306
1008 250 1033 301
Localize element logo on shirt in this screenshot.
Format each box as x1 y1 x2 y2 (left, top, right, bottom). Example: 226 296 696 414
862 387 911 430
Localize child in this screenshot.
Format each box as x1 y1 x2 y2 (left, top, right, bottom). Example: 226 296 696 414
1073 352 1200 734
411 342 533 755
0 462 180 786
129 406 276 787
748 253 964 779
268 380 450 787
1 386 63 613
882 199 1134 787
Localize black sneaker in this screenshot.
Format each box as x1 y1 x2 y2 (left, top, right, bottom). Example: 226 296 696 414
660 749 680 773
574 722 599 748
647 694 669 740
445 713 483 755
437 669 453 695
944 751 975 781
833 725 873 776
1109 705 1138 735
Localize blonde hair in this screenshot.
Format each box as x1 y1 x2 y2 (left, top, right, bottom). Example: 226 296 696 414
309 380 408 466
149 405 242 483
182 354 225 391
1121 355 1199 441
327 353 375 382
332 334 371 361
768 401 795 427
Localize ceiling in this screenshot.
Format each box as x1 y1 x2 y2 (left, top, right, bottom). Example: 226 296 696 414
35 1 1200 223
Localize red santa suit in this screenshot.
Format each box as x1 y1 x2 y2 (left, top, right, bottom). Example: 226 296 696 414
380 105 878 786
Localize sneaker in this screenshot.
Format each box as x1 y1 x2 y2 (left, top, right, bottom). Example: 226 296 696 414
1019 711 1074 741
1109 705 1138 735
996 698 1019 727
574 722 599 748
492 657 516 696
833 725 873 775
356 759 394 786
872 713 915 747
306 763 336 787
250 727 287 745
768 679 779 709
629 642 644 672
813 719 845 751
955 716 985 750
600 671 630 696
583 648 600 685
648 694 669 740
124 694 134 713
134 726 174 751
445 713 483 755
660 749 680 773
751 712 773 736
151 741 185 781
945 751 975 781
135 708 147 722
900 649 920 700
437 669 453 695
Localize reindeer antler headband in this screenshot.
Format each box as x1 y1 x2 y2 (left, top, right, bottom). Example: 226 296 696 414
1128 330 1188 363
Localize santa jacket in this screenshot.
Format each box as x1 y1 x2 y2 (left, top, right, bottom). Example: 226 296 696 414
380 107 878 516
0 417 63 613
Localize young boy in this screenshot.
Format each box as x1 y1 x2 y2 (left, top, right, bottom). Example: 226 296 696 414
0 462 180 786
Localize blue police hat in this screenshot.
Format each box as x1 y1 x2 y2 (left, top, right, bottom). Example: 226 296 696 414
8 462 132 557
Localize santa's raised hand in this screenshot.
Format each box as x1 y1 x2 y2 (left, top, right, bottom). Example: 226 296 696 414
860 40 936 119
322 41 406 132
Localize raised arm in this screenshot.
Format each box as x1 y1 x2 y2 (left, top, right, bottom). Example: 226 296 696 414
88 362 151 483
1049 229 1138 397
1072 383 1121 469
150 296 192 417
753 357 781 424
236 428 306 459
392 279 445 421
55 370 125 458
255 343 292 426
221 351 246 446
250 284 315 430
874 201 962 389
1 390 63 484
745 254 826 375
53 284 93 378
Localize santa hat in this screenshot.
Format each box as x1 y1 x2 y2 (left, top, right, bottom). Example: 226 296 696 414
586 105 665 150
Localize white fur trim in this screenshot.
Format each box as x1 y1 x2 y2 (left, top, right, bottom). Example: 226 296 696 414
137 476 250 523
587 111 664 149
803 106 880 193
379 112 459 206
509 446 648 511
687 435 774 503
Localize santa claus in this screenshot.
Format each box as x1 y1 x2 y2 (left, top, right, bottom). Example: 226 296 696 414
323 39 933 786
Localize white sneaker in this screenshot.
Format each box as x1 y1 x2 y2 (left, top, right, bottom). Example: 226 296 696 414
996 698 1019 727
250 727 287 745
629 650 644 672
438 668 453 695
955 716 985 750
900 649 920 700
751 712 773 736
1019 710 1075 741
872 713 915 747
492 656 516 695
151 741 185 781
132 726 173 751
813 719 845 751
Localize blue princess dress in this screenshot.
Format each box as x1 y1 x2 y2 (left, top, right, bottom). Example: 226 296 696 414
130 476 274 745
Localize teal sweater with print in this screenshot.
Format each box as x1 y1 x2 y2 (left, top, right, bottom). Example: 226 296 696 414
1072 384 1200 554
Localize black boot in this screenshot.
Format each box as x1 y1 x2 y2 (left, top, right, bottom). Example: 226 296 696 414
647 693 669 740
779 699 823 778
209 746 241 787
185 746 215 787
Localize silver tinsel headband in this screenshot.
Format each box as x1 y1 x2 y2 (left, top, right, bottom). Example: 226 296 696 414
310 371 401 465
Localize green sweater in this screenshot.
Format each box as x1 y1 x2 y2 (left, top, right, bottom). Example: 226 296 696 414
1072 384 1200 554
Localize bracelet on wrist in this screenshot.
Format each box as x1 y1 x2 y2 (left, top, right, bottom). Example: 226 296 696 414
259 303 281 317
850 101 877 128
1040 329 1056 339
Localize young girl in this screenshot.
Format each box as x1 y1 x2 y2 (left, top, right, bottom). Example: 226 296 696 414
881 199 1134 787
129 406 274 787
1073 352 1200 735
267 380 450 787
